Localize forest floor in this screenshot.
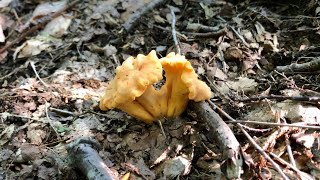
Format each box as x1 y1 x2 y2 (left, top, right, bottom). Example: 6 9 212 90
0 0 320 179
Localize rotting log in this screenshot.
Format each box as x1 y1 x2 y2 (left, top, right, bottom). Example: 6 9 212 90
189 101 243 179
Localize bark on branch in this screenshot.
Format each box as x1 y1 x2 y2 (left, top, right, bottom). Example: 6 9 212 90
189 101 243 179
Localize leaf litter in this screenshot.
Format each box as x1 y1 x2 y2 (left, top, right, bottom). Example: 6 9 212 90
0 0 320 179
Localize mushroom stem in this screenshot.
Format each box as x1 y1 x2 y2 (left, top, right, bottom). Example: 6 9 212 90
118 101 154 124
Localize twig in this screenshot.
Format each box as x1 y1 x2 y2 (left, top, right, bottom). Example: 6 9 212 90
157 119 167 139
169 6 180 55
276 58 320 72
87 110 122 119
229 26 250 47
239 126 289 179
285 135 296 167
239 94 320 102
189 101 242 179
208 100 289 179
123 0 165 32
269 152 313 180
152 24 188 41
0 112 40 121
225 120 320 130
240 125 272 133
0 63 26 80
181 28 227 38
45 101 61 140
278 71 320 75
29 61 49 88
186 23 225 32
0 0 81 54
49 107 75 116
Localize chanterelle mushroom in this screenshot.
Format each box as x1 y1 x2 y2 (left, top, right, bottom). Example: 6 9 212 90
100 51 212 123
158 52 212 117
99 50 163 123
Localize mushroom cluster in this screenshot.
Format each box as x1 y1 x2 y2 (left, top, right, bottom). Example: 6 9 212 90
100 50 212 124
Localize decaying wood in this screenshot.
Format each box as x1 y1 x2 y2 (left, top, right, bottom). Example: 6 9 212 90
189 101 243 179
276 57 320 72
67 137 118 180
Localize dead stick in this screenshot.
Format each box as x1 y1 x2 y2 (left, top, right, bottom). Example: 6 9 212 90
225 120 320 130
276 58 320 72
0 0 81 54
67 137 118 180
123 0 165 32
189 101 242 179
239 94 320 102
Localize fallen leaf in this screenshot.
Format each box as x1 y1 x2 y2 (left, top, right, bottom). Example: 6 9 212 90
40 14 73 38
200 3 215 19
218 77 258 95
14 36 52 59
206 66 228 81
0 124 15 146
31 0 67 21
0 0 13 8
163 156 191 178
27 123 46 145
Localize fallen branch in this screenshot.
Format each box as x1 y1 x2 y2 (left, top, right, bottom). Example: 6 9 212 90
186 23 225 32
189 101 243 179
181 28 227 38
169 6 180 54
225 120 320 130
276 58 320 72
123 0 165 32
67 137 118 180
239 94 320 102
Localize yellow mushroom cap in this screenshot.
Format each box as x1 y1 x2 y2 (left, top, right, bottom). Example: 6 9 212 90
100 51 211 123
99 50 163 111
159 52 212 117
